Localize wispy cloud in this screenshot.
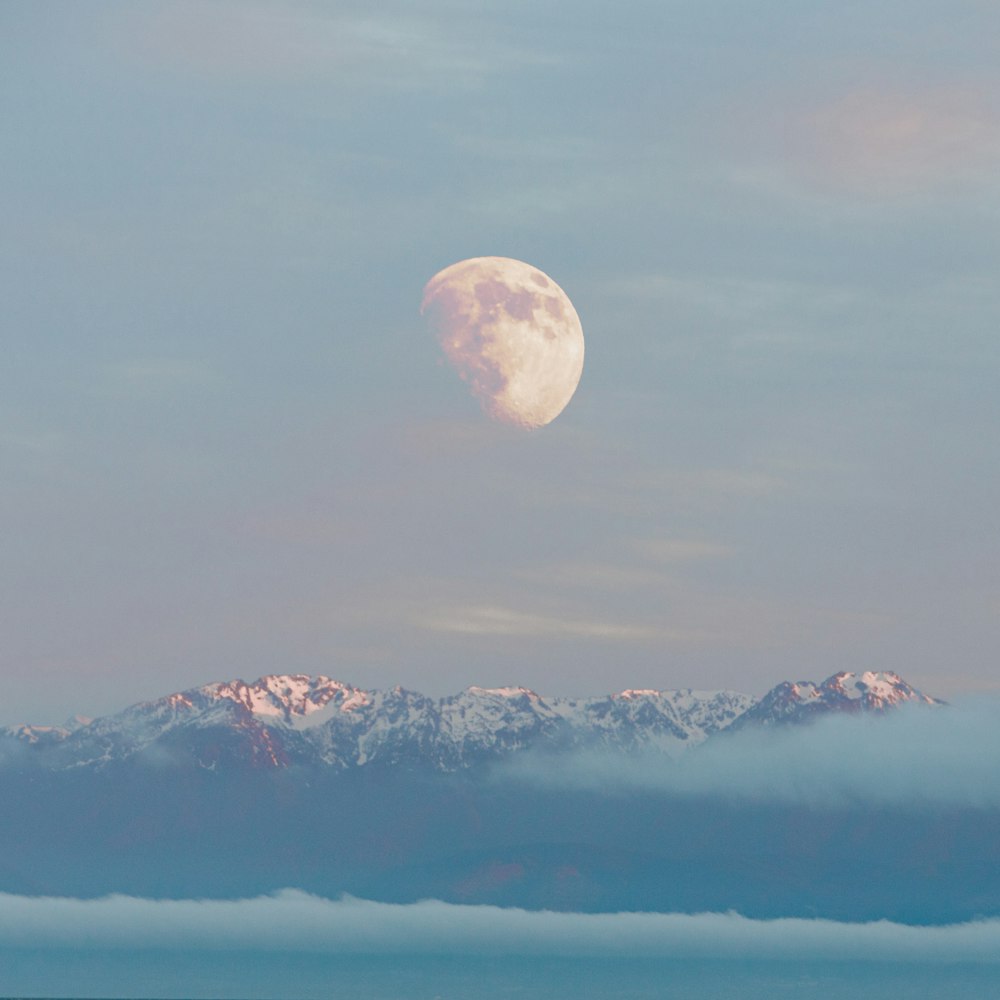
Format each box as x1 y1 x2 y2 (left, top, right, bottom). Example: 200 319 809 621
792 83 1000 195
128 1 559 90
1 890 999 962
413 604 678 642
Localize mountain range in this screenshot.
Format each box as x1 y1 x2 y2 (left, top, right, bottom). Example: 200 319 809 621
1 669 938 772
2 668 996 924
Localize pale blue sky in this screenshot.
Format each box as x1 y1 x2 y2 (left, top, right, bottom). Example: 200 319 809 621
3 1 1000 723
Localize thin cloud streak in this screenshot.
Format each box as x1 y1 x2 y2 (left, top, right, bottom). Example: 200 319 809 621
413 604 682 642
128 0 561 87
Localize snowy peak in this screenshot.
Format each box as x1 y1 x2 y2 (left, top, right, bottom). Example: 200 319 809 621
734 669 941 729
199 674 368 724
465 685 540 698
820 670 938 708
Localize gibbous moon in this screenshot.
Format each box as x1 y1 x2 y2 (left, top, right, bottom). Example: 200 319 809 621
421 256 584 430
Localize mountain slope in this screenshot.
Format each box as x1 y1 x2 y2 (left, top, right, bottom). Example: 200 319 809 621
0 669 938 773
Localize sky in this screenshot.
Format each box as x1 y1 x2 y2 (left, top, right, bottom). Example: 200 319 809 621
3 0 1000 725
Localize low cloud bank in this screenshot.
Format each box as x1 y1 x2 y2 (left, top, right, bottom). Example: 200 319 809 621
0 891 999 962
498 700 1000 808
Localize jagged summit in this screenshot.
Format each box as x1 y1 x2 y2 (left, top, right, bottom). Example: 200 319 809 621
1 670 940 773
822 670 936 707
196 674 373 727
732 670 941 730
204 674 361 717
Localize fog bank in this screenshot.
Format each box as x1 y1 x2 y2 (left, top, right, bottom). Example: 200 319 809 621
2 890 1000 963
498 701 1000 808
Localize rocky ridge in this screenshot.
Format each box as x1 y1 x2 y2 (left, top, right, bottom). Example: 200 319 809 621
0 670 939 772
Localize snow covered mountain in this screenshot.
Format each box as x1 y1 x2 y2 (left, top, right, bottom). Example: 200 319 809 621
0 671 977 921
0 670 938 772
729 670 940 731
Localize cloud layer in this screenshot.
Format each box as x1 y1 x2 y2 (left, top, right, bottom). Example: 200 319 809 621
1 890 999 963
497 701 1000 808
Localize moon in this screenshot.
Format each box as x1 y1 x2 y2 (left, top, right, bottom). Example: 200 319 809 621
420 256 584 430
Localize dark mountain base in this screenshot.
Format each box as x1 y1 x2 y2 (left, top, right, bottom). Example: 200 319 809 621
3 762 998 923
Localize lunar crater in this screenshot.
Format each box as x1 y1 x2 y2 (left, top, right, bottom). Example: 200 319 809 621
422 256 584 430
